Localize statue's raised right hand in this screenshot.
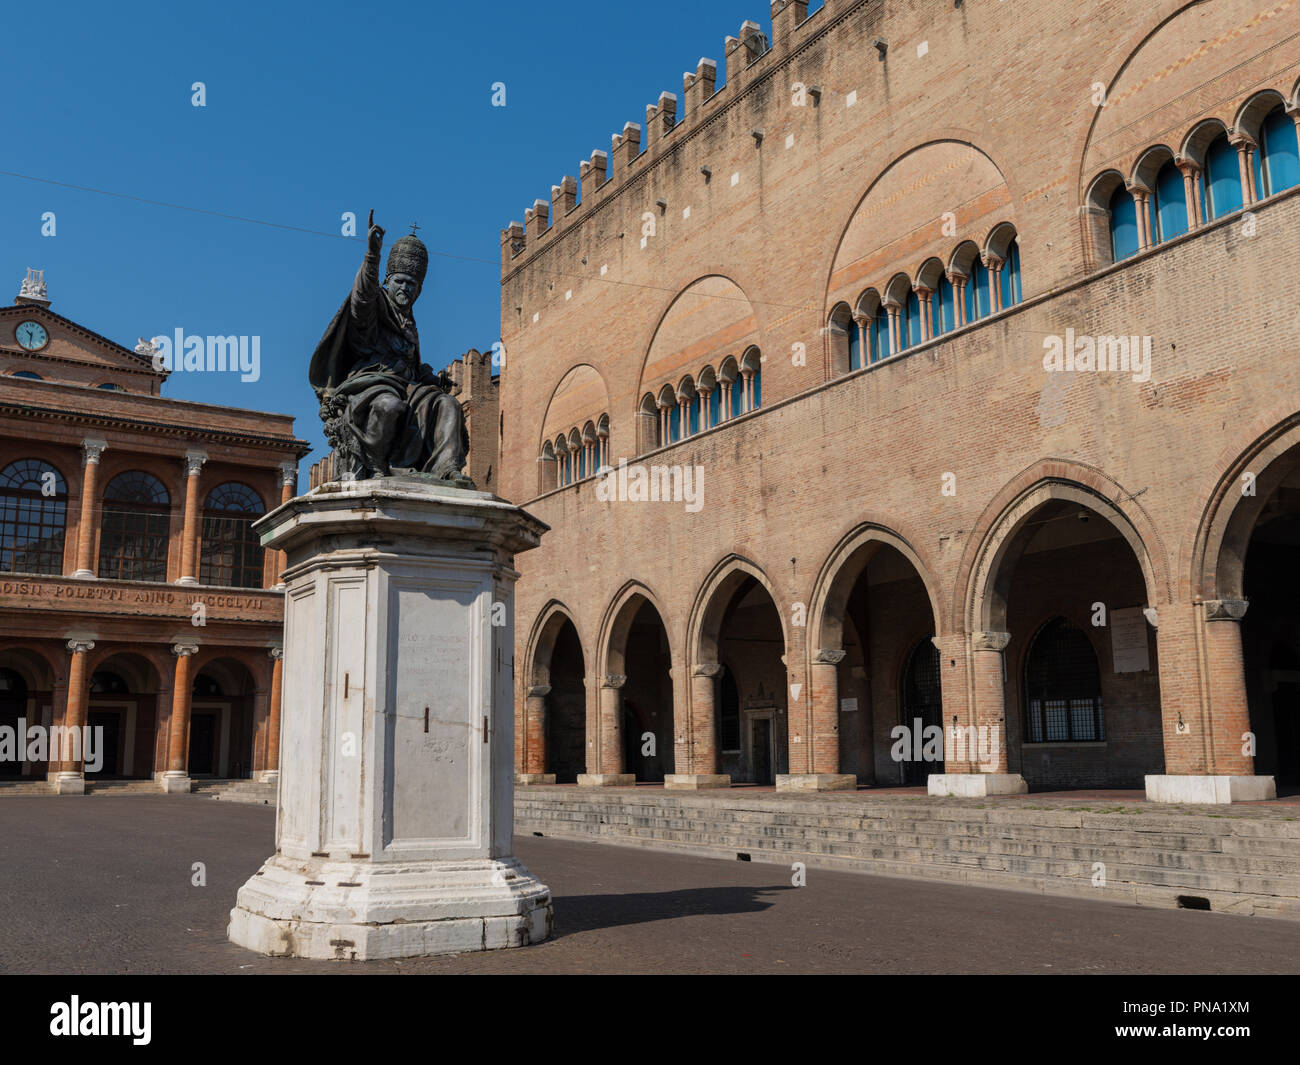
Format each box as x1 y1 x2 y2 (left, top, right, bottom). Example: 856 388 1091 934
367 209 385 256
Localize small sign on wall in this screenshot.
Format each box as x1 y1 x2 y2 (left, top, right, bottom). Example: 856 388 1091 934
839 697 858 714
1110 606 1150 673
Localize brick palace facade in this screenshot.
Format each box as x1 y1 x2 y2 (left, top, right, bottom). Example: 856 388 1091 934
496 0 1300 799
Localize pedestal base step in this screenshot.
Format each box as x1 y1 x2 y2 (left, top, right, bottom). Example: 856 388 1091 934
1145 775 1277 804
577 773 636 787
228 854 552 961
927 773 1028 797
664 774 731 790
776 774 857 792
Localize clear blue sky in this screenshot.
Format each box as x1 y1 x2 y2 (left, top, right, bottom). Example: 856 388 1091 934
0 0 795 470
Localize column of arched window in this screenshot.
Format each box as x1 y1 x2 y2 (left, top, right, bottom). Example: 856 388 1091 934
0 459 67 575
697 367 718 429
595 414 610 470
98 471 170 582
199 482 266 588
675 377 699 438
740 348 762 412
1023 616 1105 743
714 357 738 420
568 429 584 480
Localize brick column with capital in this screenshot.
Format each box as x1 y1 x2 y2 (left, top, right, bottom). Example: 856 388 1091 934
71 439 107 578
579 675 634 786
517 684 555 784
177 450 208 585
928 631 1027 797
776 650 855 791
665 663 730 789
1146 600 1275 803
162 641 199 792
51 637 95 793
260 646 284 784
271 461 296 589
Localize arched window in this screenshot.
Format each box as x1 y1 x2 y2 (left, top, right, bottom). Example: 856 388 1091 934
200 482 265 588
539 440 557 493
972 258 994 319
1152 159 1188 242
1107 184 1139 260
871 304 891 362
1024 617 1105 743
1204 131 1243 219
639 393 660 451
96 383 126 392
905 290 923 347
0 459 67 575
1259 105 1300 197
98 471 170 582
934 273 956 335
1000 238 1022 308
984 224 1022 312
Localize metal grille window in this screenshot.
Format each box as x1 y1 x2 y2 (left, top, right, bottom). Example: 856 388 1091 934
1024 617 1105 743
199 482 265 588
0 459 68 575
901 636 943 783
98 471 171 582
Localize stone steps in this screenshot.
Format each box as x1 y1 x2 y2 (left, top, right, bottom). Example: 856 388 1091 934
85 780 163 795
0 780 53 795
514 791 1300 920
530 810 1300 864
191 779 277 805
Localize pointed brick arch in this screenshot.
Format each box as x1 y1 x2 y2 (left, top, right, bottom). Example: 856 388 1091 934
956 461 1169 636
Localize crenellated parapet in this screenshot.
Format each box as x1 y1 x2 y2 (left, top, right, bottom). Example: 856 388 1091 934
501 1 843 271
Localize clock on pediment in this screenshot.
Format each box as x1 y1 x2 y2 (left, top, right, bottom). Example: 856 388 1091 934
15 321 48 351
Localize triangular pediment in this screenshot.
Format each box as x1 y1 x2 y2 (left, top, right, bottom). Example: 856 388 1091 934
0 303 161 380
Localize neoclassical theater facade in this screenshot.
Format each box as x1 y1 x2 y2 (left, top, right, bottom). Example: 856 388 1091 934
0 279 307 793
497 0 1300 799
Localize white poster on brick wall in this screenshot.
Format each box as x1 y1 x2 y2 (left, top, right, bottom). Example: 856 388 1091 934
1110 606 1150 673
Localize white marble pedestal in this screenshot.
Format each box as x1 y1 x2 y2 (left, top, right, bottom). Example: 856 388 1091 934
227 477 552 960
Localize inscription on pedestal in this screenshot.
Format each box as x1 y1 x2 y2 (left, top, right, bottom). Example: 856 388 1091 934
385 583 479 850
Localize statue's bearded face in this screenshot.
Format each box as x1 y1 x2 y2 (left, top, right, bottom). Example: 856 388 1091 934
386 273 420 309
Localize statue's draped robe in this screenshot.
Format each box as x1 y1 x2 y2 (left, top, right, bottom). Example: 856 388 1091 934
309 251 469 478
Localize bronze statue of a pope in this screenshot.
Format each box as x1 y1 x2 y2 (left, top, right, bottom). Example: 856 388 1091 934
310 211 473 486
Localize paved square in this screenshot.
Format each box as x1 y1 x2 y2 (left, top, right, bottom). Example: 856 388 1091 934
3 795 1300 974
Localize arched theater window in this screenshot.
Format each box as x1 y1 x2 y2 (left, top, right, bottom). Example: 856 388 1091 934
0 459 67 575
200 482 265 588
98 470 171 582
